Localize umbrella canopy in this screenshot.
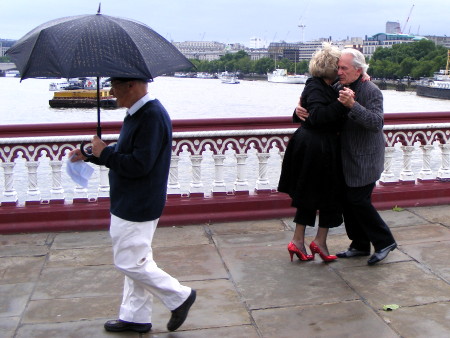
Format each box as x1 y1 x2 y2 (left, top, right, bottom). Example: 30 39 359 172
7 12 193 156
7 13 194 80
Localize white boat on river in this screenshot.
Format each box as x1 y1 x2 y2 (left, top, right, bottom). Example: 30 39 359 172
267 68 308 84
219 71 240 84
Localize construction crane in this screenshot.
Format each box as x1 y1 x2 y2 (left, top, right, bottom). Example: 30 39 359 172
401 4 414 34
298 23 306 43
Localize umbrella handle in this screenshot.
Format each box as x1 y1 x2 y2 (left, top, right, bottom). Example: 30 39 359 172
80 141 95 158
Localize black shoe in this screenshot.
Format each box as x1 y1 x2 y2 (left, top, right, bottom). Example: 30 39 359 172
367 243 397 266
104 319 152 333
336 247 370 258
167 289 196 332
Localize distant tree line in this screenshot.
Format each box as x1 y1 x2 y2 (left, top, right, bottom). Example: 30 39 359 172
368 40 448 79
189 40 448 79
189 50 309 76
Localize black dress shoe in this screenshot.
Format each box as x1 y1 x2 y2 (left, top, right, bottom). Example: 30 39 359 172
367 243 397 266
167 289 196 332
336 247 370 258
104 319 152 333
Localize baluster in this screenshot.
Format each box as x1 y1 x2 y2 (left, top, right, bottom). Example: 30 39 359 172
380 147 397 185
234 153 249 194
189 154 204 197
437 143 450 180
1 162 18 205
255 152 271 192
399 145 416 184
25 161 41 204
98 165 110 199
49 160 65 202
417 145 435 182
73 184 89 202
167 155 181 196
211 154 227 196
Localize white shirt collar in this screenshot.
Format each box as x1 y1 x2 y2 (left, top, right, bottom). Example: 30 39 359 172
127 93 156 116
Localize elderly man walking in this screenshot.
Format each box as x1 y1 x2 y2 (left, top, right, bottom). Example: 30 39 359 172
69 77 196 333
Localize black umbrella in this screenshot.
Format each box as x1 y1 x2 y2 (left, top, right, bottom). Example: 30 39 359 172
7 10 194 155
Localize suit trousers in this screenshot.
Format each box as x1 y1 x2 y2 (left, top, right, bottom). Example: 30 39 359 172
343 182 396 252
110 214 191 323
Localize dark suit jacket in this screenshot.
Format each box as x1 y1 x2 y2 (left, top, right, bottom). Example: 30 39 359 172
337 78 385 187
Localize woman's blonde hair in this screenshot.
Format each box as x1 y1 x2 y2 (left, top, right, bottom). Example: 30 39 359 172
309 42 341 80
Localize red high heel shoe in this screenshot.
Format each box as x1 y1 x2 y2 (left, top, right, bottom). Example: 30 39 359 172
309 242 337 262
288 242 314 262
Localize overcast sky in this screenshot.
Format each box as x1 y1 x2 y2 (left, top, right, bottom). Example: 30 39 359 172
1 0 449 45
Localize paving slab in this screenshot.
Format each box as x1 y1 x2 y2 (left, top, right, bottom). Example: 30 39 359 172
380 301 450 338
209 219 286 235
0 244 48 257
408 205 450 226
400 240 450 282
51 231 111 249
379 208 429 228
0 256 46 284
337 261 450 309
144 280 251 333
0 233 50 247
0 283 34 317
16 319 137 338
391 223 450 245
155 244 228 281
22 296 119 324
218 242 358 309
214 230 292 248
142 325 259 337
252 300 398 338
46 246 113 267
153 225 211 247
0 316 20 338
32 265 122 300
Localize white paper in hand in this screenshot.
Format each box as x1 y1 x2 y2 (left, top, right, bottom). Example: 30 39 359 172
66 156 94 188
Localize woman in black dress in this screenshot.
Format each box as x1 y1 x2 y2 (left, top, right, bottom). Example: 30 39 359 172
278 43 349 262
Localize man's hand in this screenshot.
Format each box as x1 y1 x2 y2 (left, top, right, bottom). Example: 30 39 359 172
68 148 87 162
92 135 107 157
295 97 309 121
338 87 356 108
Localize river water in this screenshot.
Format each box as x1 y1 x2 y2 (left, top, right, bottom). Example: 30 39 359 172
0 76 449 125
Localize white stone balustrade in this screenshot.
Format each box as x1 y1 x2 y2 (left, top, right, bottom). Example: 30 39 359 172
1 117 450 206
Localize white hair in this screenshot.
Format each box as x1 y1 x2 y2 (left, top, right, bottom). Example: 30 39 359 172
341 48 369 74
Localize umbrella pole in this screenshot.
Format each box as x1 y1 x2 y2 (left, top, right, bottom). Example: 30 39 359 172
96 76 102 138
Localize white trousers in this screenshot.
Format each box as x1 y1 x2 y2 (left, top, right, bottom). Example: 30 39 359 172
110 214 191 323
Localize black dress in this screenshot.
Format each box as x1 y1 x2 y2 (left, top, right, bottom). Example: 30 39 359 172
278 77 349 227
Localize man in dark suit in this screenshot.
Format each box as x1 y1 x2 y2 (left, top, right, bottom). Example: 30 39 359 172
69 77 196 333
295 49 397 265
335 49 397 265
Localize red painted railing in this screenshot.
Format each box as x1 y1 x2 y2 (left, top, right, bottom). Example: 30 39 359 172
1 112 450 234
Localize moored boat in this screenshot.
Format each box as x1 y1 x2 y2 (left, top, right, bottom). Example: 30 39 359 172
267 68 308 84
416 79 450 100
416 50 450 100
49 88 117 108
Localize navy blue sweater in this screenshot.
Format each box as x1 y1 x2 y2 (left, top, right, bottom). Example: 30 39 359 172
90 99 172 222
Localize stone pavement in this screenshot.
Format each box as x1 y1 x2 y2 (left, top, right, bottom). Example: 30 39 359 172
1 205 450 338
